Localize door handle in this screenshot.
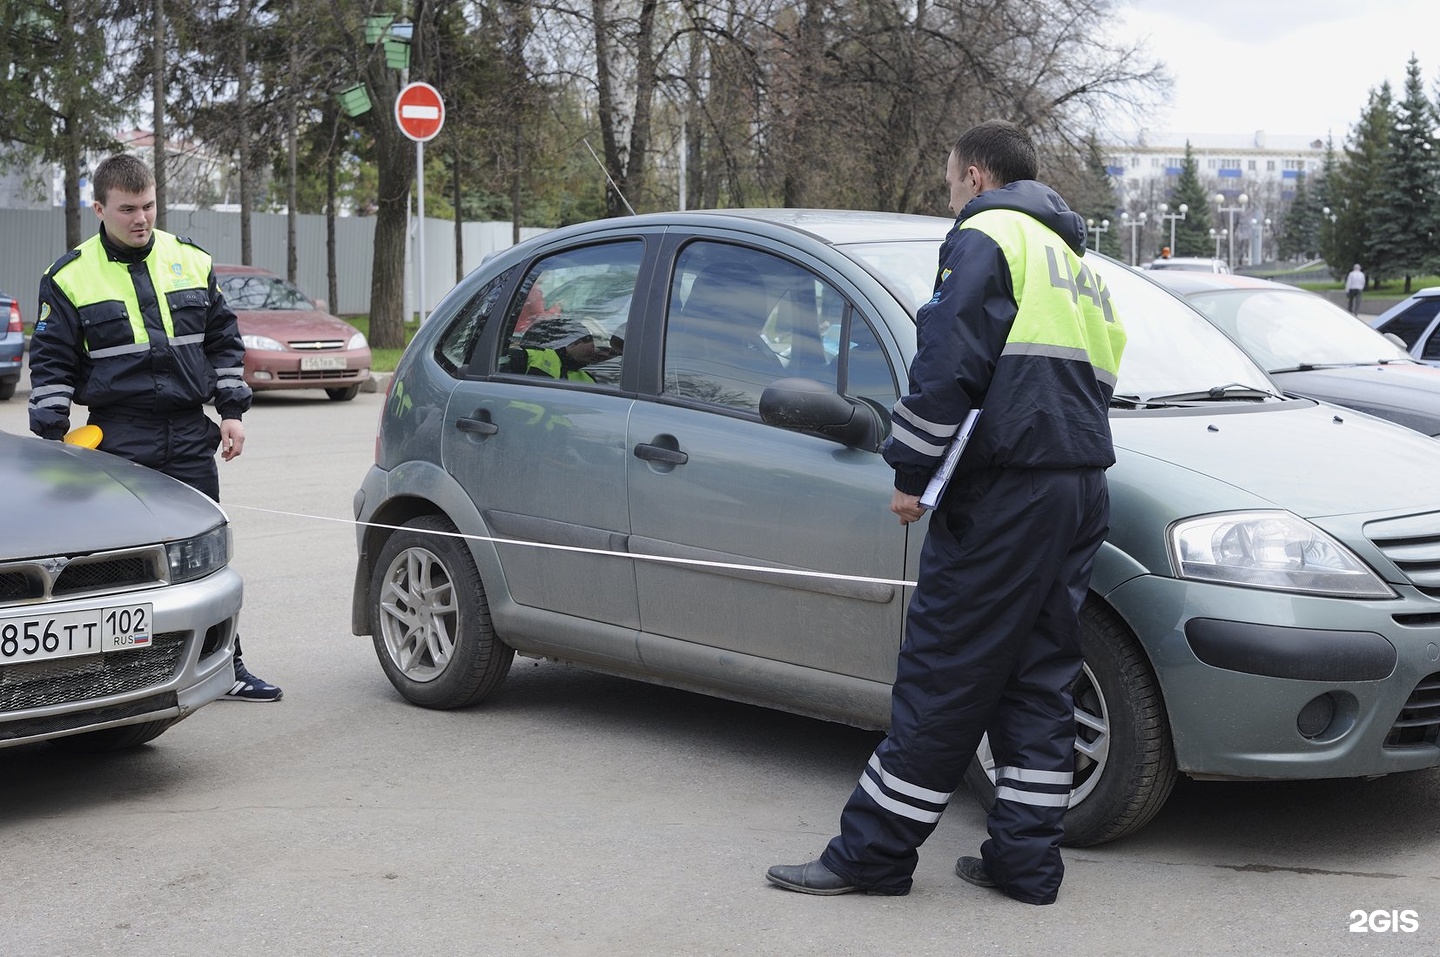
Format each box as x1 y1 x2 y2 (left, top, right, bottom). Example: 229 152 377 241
633 443 688 466
455 411 499 436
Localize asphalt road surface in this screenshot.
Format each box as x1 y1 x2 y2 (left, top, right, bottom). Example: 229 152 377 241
1 369 1437 956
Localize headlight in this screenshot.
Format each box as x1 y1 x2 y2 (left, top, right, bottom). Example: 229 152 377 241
242 334 285 351
167 525 231 583
348 332 368 350
1169 510 1393 598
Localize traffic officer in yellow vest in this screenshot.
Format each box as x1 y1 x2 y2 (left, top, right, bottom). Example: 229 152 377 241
503 322 624 382
28 152 282 702
768 120 1125 903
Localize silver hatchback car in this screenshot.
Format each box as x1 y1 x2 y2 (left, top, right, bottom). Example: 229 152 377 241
353 210 1440 845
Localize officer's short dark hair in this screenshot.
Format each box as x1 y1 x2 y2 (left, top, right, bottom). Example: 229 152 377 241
952 120 1038 186
93 154 155 206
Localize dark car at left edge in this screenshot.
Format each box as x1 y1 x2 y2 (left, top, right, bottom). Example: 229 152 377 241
1 287 22 401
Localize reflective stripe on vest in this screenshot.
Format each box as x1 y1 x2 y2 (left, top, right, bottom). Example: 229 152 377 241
49 232 214 354
961 209 1125 386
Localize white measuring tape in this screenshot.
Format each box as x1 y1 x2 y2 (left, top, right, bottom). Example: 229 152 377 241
225 503 920 589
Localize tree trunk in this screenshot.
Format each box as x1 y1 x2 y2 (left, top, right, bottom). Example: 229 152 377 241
63 120 82 249
152 0 167 229
452 147 464 282
285 0 298 283
237 0 252 264
327 113 339 313
365 49 413 349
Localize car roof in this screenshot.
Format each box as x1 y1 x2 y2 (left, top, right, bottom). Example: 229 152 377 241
1143 271 1297 295
531 208 955 248
213 264 279 276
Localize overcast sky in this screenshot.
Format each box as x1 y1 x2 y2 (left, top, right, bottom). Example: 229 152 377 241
1115 0 1440 140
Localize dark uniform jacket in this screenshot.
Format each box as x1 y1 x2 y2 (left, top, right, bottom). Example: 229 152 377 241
28 226 250 439
883 180 1127 494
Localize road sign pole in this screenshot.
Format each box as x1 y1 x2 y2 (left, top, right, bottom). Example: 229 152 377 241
416 140 426 326
395 82 445 326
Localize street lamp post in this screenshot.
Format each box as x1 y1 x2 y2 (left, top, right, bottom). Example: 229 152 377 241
1209 227 1228 259
1158 202 1188 253
1121 211 1147 265
1087 217 1110 252
1215 192 1248 270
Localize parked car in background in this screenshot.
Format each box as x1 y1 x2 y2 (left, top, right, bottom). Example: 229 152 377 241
1369 286 1440 366
1 288 22 401
1 429 242 751
215 265 371 401
1147 271 1440 436
1145 256 1231 274
353 210 1440 846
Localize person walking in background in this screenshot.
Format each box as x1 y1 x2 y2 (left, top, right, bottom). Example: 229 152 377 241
27 153 283 702
1346 263 1366 316
765 120 1125 905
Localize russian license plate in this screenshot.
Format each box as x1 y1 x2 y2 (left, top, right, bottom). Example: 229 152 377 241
0 603 154 665
300 355 347 371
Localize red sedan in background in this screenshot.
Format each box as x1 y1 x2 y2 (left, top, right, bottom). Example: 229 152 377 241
215 265 371 401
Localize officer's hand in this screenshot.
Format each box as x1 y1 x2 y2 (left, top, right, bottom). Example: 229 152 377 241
890 489 924 525
220 418 245 461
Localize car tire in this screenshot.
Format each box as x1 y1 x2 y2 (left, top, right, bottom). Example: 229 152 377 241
52 718 177 752
0 377 16 401
370 514 514 709
963 598 1177 847
326 385 360 401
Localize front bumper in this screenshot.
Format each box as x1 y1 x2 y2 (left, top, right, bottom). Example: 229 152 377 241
245 348 372 392
1107 573 1440 780
0 567 243 748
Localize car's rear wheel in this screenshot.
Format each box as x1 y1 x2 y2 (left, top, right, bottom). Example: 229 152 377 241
52 718 177 752
963 598 1177 846
326 385 360 401
370 515 514 709
0 377 17 400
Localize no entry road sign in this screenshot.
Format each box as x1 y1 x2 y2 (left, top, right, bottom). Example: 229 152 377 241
395 82 445 142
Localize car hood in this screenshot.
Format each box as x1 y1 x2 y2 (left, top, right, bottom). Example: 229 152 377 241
1 431 226 559
237 309 359 343
1111 400 1440 520
1269 364 1440 435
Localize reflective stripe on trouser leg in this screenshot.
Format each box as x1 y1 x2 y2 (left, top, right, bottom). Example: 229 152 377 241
824 468 1108 897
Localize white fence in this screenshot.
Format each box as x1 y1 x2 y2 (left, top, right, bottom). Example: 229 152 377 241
0 207 547 318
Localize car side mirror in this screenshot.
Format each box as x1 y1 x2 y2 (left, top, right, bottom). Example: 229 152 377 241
314 298 329 313
759 377 886 451
1382 332 1407 349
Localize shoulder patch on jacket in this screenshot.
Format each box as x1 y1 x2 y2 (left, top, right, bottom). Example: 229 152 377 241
45 248 83 278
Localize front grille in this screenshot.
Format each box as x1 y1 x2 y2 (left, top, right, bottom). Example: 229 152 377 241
0 545 166 604
0 569 40 602
0 632 187 712
0 692 177 743
288 340 346 350
55 555 153 595
276 368 364 382
1385 672 1440 748
1364 511 1440 598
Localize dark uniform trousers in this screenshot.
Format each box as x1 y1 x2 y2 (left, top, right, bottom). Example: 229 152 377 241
92 409 223 503
821 465 1110 903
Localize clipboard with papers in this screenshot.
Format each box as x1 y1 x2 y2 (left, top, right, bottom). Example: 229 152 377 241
919 408 981 510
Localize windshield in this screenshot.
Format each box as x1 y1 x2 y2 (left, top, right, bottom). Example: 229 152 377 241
841 241 1274 398
218 274 314 311
1184 288 1413 370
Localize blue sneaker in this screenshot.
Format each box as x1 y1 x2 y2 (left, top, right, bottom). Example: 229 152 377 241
224 661 283 702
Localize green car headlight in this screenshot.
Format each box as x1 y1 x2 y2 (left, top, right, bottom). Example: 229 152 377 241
167 524 231 584
1169 511 1393 598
